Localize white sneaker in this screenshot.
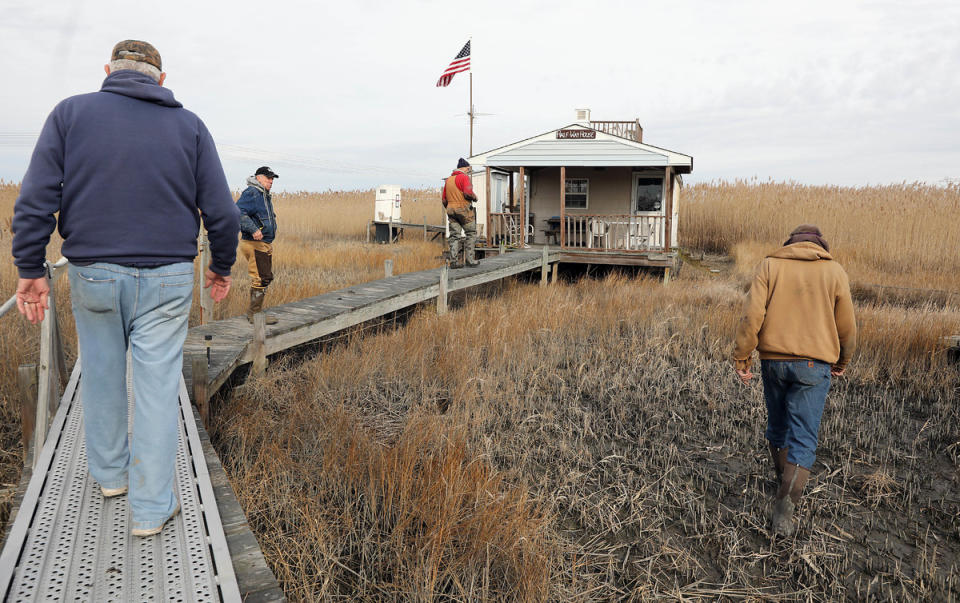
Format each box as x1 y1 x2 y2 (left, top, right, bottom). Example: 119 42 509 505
132 504 181 537
101 485 128 498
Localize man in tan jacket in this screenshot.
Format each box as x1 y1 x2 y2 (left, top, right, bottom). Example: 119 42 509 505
733 224 857 537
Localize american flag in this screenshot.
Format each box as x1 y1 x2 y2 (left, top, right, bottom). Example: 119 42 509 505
435 40 471 87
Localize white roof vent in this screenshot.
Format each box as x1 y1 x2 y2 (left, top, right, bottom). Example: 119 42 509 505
575 108 591 124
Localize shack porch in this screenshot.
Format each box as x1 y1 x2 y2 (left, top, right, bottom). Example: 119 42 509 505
469 111 693 268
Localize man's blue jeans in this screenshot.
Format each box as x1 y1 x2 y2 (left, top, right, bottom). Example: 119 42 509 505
761 359 832 470
69 262 193 531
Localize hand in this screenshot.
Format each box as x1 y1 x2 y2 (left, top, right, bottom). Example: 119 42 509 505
830 366 846 377
735 368 753 384
17 277 50 325
204 269 232 303
252 229 263 241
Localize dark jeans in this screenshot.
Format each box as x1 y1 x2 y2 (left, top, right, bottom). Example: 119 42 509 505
761 359 832 470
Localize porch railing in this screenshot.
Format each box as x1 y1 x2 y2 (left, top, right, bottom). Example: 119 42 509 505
489 212 526 248
589 120 643 142
563 214 665 252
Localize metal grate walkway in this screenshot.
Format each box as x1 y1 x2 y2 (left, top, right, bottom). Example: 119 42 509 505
0 363 242 601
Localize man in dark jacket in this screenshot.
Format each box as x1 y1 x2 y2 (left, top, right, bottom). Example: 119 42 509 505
442 158 479 268
11 40 239 537
236 166 279 323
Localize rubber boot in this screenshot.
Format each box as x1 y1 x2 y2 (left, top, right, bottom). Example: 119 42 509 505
771 462 810 537
464 242 479 267
247 289 278 325
768 443 789 482
447 239 463 268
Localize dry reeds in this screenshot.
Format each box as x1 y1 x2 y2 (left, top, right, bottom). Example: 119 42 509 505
2 180 959 599
682 179 960 293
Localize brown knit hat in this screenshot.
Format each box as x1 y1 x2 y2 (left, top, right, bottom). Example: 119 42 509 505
110 40 162 71
784 224 829 251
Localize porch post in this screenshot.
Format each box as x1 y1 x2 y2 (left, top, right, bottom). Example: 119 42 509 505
560 166 566 249
508 171 514 211
663 166 673 252
519 167 526 244
485 166 492 247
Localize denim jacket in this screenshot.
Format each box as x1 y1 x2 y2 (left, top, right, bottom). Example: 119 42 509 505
237 177 277 243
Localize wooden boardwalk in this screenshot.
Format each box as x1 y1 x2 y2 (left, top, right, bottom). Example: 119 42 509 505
0 248 555 601
183 248 559 400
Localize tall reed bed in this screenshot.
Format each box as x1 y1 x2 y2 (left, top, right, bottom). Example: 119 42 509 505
681 179 960 291
217 273 960 599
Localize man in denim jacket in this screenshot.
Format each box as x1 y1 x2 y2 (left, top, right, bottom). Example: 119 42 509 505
237 166 279 324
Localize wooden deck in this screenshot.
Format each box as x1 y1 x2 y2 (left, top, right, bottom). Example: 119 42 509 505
183 248 559 406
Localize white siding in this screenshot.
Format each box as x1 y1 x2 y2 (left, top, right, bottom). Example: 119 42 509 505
487 140 669 167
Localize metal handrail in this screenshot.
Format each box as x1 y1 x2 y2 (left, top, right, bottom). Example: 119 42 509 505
2 257 70 467
0 257 69 319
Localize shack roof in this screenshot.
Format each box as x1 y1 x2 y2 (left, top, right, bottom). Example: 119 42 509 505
469 123 692 173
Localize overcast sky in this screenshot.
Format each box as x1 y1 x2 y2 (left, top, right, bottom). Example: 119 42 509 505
1 0 957 192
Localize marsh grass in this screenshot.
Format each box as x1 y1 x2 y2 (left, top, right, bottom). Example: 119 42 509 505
682 179 960 294
217 274 960 599
1 181 959 599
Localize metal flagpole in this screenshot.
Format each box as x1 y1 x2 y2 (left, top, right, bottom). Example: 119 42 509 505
469 72 474 156
469 36 473 157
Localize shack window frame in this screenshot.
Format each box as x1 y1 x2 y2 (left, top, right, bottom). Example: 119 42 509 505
564 178 589 209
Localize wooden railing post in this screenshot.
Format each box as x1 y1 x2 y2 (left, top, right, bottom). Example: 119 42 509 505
423 215 428 241
192 355 209 429
251 313 267 376
18 364 38 464
560 166 566 249
519 167 526 244
663 166 673 252
485 167 492 248
199 229 213 325
33 266 63 468
541 245 549 286
384 259 393 278
437 265 448 316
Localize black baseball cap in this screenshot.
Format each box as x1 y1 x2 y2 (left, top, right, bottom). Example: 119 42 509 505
255 166 279 179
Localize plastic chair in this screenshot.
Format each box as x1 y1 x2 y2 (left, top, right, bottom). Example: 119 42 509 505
589 218 609 249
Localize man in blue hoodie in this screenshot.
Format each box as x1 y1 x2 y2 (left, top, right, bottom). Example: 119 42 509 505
11 40 240 537
236 166 279 324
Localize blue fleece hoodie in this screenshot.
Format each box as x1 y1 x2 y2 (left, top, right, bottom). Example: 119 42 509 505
12 70 240 278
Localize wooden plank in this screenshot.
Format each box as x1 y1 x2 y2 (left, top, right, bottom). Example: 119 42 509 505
244 286 440 361
189 405 285 601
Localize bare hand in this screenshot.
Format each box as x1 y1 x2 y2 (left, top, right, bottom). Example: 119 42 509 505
17 277 50 325
252 229 263 241
830 366 845 377
204 269 232 303
735 368 753 384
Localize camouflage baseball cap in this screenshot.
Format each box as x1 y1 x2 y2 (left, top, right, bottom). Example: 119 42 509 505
110 40 162 71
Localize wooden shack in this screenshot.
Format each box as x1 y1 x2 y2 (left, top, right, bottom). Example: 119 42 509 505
468 109 693 267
